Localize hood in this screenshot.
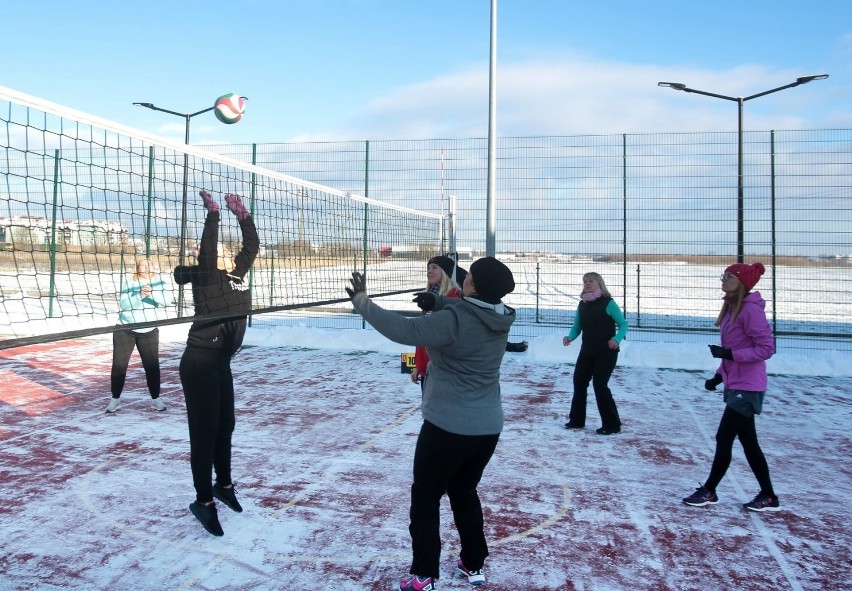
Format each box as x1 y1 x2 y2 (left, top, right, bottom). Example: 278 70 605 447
462 297 516 333
744 290 767 310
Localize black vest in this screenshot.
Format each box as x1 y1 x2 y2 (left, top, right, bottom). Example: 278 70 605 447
578 297 615 354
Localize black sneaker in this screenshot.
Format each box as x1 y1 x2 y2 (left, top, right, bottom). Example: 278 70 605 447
506 341 528 353
743 492 780 512
683 485 719 507
596 427 621 435
213 483 243 513
564 422 584 429
189 501 224 536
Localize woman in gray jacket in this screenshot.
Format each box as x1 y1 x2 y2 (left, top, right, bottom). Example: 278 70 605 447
347 257 515 591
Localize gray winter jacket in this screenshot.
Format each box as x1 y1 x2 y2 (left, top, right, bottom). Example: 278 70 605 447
350 292 516 436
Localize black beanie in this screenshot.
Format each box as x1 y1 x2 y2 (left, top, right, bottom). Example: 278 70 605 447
428 256 457 281
470 257 515 303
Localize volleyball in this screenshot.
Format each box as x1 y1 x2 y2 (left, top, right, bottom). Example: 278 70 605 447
214 93 246 124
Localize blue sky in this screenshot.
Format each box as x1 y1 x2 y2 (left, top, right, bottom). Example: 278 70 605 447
3 0 851 144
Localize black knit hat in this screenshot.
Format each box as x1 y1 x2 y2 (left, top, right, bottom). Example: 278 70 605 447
469 257 515 303
428 256 456 281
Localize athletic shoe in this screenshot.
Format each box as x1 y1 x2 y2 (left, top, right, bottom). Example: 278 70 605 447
457 558 486 586
398 575 436 591
595 427 621 435
105 398 121 413
743 492 780 512
189 501 224 536
506 341 528 353
683 485 718 507
151 398 167 411
213 483 243 513
564 422 584 429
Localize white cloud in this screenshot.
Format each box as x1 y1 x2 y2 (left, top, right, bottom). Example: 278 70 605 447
308 54 841 140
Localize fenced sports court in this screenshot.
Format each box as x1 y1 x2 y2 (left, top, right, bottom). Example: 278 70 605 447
2 86 852 351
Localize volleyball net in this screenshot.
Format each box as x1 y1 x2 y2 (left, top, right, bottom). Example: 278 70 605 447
0 87 443 350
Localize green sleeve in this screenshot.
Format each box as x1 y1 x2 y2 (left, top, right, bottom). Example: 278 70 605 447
606 300 629 342
566 306 581 341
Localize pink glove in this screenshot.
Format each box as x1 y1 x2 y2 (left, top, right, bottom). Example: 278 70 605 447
225 194 250 221
199 190 219 212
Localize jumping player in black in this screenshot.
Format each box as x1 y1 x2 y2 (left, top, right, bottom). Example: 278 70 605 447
174 190 259 536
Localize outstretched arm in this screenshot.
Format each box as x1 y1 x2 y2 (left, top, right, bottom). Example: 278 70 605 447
225 194 259 278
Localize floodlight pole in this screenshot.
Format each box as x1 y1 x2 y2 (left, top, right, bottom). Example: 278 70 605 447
657 75 828 263
133 102 215 316
485 0 497 257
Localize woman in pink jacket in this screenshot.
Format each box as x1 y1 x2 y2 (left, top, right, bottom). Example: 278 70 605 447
683 262 780 512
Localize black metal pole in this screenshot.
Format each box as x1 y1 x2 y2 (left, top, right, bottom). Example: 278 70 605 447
177 114 191 316
737 98 744 263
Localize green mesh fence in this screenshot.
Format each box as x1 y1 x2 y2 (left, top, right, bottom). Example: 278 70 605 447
203 132 852 351
0 87 443 349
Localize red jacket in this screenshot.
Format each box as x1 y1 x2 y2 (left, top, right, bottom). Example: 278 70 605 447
414 287 461 375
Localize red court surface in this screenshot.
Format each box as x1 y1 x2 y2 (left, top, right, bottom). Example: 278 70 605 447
0 337 850 591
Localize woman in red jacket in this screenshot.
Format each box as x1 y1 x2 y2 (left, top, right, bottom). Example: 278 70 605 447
411 256 464 391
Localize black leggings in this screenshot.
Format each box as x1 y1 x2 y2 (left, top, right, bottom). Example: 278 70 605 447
705 406 774 496
408 421 499 579
179 349 236 504
110 328 160 398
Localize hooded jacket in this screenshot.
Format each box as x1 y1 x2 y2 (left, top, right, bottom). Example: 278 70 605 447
173 210 259 356
351 292 515 436
716 290 774 392
117 274 173 332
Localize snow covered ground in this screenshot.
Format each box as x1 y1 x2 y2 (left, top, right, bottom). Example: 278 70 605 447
0 320 850 591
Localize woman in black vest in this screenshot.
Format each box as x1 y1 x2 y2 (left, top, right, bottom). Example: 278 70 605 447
562 272 628 435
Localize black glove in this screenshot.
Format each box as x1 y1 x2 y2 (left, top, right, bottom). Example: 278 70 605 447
709 345 733 360
346 271 366 299
412 292 436 312
704 373 723 391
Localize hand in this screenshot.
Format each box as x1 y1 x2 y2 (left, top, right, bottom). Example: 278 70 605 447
705 373 724 391
346 271 366 299
225 193 250 221
140 285 153 299
709 345 733 360
563 337 571 347
412 292 436 312
410 369 420 384
608 338 619 350
199 190 219 212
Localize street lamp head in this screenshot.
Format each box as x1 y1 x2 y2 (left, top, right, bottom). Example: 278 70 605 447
133 102 156 109
658 82 687 90
796 74 829 85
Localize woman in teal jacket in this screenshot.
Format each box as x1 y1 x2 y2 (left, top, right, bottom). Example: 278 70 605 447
563 272 628 435
106 258 173 413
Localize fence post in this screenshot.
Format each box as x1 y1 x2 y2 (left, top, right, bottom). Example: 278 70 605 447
535 260 540 323
145 145 154 257
636 264 641 328
48 149 60 318
622 133 628 319
361 140 370 329
248 143 258 328
770 131 778 350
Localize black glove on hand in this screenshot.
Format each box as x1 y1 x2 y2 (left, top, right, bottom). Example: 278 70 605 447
704 373 724 391
346 272 366 299
709 344 734 360
412 292 436 312
199 190 219 212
